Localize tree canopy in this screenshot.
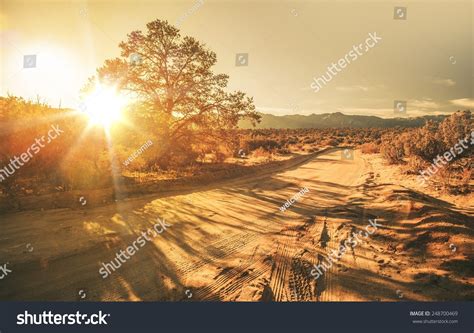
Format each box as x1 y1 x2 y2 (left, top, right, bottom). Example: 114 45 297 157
85 19 260 166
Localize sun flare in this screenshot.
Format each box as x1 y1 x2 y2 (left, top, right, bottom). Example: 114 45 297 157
79 84 127 128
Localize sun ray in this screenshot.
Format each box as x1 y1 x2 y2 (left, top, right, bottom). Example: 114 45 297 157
78 82 128 130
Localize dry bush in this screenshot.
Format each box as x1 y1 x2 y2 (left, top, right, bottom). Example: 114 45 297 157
322 138 339 146
404 112 472 163
213 150 229 163
440 159 473 194
458 167 472 193
404 155 427 175
243 139 280 152
252 147 273 162
287 137 298 145
303 137 316 144
277 147 291 154
61 155 112 190
160 146 200 169
252 147 273 159
380 134 404 164
437 111 472 148
360 142 380 154
433 167 454 191
404 123 444 161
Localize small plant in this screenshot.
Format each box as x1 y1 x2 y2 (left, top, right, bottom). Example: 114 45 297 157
380 134 404 164
360 142 379 154
404 155 426 175
252 147 273 159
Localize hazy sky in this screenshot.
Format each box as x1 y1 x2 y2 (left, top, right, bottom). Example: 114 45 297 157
1 0 473 118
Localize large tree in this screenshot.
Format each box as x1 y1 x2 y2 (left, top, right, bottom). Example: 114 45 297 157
86 19 259 165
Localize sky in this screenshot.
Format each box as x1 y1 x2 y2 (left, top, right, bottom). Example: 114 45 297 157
1 0 473 118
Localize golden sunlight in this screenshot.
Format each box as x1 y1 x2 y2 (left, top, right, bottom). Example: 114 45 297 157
80 84 127 128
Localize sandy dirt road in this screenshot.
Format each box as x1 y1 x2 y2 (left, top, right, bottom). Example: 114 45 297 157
0 148 472 301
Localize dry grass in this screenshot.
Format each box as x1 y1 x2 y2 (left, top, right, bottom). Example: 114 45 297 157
360 142 380 154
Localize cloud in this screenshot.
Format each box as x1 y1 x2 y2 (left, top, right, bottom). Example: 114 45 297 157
335 84 384 92
432 78 456 87
450 98 474 108
336 107 393 118
410 99 439 109
336 85 370 92
256 106 312 116
336 106 451 118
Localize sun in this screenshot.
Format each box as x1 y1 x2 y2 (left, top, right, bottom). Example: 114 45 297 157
79 84 127 128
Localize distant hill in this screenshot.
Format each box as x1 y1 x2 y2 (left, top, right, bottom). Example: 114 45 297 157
239 112 447 129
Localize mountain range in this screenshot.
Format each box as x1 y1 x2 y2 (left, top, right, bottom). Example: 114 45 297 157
238 112 447 129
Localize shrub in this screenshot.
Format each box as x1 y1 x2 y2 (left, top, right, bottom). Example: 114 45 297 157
303 137 316 144
404 155 427 175
276 147 291 154
457 167 472 193
322 138 339 146
243 139 280 152
61 158 112 190
380 134 405 164
360 143 379 154
252 147 273 159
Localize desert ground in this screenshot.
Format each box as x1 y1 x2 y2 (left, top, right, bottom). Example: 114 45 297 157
0 148 472 301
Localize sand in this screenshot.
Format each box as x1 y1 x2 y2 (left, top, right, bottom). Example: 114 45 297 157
0 148 472 301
